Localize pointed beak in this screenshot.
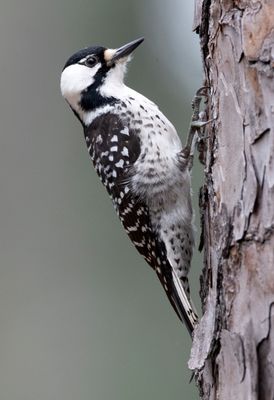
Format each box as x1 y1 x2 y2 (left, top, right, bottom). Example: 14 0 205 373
105 37 144 65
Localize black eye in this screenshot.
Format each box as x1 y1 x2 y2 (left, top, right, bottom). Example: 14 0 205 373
85 55 98 68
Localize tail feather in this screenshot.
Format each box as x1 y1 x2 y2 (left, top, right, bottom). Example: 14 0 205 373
171 270 198 335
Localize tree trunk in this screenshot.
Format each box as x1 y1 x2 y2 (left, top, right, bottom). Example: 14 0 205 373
189 1 274 399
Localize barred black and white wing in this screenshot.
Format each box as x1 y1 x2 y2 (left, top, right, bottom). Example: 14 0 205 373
84 112 197 334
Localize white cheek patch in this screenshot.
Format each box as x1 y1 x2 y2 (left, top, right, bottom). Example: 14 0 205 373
60 63 101 111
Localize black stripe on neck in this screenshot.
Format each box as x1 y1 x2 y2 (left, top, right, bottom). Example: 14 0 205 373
80 64 118 111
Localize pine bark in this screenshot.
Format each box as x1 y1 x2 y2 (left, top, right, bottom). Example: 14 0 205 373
189 1 274 399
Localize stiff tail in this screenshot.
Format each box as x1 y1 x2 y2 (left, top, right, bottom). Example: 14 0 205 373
171 270 198 336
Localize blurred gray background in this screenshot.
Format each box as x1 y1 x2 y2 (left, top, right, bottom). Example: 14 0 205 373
0 1 202 399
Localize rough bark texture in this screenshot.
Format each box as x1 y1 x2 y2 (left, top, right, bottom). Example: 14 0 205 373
189 1 274 399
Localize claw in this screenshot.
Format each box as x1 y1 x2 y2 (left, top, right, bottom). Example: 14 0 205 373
191 118 214 129
191 87 209 109
182 86 211 170
195 86 210 97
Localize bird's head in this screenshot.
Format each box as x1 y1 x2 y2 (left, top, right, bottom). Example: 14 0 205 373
60 37 144 118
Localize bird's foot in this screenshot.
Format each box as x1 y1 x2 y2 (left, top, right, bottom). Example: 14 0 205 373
181 87 213 170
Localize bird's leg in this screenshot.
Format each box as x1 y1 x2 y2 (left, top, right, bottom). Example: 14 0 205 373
180 87 211 170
